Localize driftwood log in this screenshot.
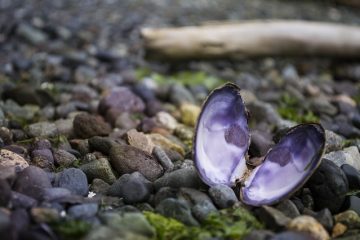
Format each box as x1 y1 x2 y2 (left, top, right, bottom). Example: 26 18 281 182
141 20 360 60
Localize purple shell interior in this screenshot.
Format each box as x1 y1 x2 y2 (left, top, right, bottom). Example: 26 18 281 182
194 83 249 187
241 123 325 206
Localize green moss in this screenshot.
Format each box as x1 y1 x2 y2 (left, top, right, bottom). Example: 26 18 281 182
135 68 225 89
277 93 319 123
144 207 263 240
52 220 91 240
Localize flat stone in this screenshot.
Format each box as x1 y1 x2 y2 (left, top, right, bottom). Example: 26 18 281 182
80 158 117 184
109 145 163 182
0 149 29 172
287 215 330 240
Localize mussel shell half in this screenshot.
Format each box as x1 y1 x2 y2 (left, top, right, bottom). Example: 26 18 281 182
241 123 325 206
194 83 250 187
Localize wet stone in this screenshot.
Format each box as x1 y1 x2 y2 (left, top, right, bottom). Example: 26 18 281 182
57 168 89 196
107 172 153 204
209 184 238 209
308 159 349 213
156 198 199 226
80 158 117 184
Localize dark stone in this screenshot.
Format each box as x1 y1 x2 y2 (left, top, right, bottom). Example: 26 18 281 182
2 85 54 107
80 158 117 184
109 145 163 182
73 113 112 139
90 179 110 195
57 168 89 196
191 201 217 222
249 130 274 157
156 198 199 226
341 164 360 190
68 203 99 219
154 187 178 206
88 136 117 155
53 149 77 167
13 166 52 200
0 210 11 239
255 206 290 231
344 196 360 216
39 188 72 202
0 179 11 207
275 200 300 219
107 172 153 204
11 209 30 237
208 184 238 209
308 159 349 213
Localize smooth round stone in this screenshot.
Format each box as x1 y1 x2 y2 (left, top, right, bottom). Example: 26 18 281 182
275 200 300 219
90 179 110 195
169 84 195 106
107 172 153 204
73 113 112 139
308 159 349 213
153 187 178 206
53 149 77 167
192 200 217 222
39 187 72 202
13 166 52 200
208 184 238 209
0 209 11 238
156 198 199 226
287 215 329 240
68 203 98 219
341 164 360 190
80 158 117 184
249 130 274 157
57 168 89 196
11 191 37 209
27 121 58 138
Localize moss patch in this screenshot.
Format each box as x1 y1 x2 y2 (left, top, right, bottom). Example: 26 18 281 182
144 207 263 240
277 93 319 123
135 68 225 89
52 220 91 240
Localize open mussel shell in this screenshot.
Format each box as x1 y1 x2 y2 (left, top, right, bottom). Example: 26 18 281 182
193 83 250 187
241 123 325 206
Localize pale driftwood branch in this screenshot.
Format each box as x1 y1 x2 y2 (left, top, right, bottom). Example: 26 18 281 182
141 20 360 60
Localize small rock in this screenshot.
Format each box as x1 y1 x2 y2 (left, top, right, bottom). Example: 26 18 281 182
152 146 174 173
90 179 110 195
107 172 153 204
308 159 349 213
208 184 238 209
178 187 213 206
0 209 11 238
13 166 52 200
27 121 58 138
192 200 217 222
249 130 274 157
73 113 112 139
30 207 59 223
154 167 206 190
0 166 16 180
276 200 301 219
98 87 145 116
332 223 347 238
11 191 37 209
154 187 178 206
341 164 360 190
125 129 154 154
155 112 178 131
53 149 77 167
39 187 71 202
323 146 360 171
174 124 193 142
16 23 47 45
57 168 89 196
310 96 337 116
149 133 185 157
324 130 345 153
346 196 360 216
0 149 29 172
68 203 98 219
31 149 54 170
80 158 117 184
115 112 141 130
169 84 195 106
256 205 291 230
287 215 329 240
54 119 74 137
180 103 200 127
109 144 163 181
88 136 117 155
334 210 360 229
156 198 199 226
